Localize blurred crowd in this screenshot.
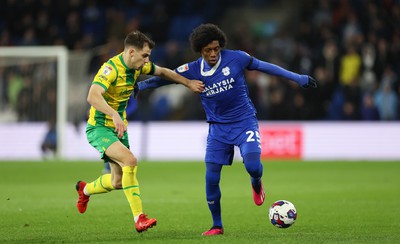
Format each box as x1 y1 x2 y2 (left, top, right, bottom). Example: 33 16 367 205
267 0 400 121
0 0 399 122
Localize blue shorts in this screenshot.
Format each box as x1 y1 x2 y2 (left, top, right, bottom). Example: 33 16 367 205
205 116 261 165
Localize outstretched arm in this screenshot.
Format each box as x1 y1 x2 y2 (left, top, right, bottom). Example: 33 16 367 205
138 76 174 90
248 58 317 88
133 76 172 99
153 65 204 93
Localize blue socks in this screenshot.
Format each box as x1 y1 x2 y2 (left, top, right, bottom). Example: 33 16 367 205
205 162 223 227
243 152 263 193
205 153 262 227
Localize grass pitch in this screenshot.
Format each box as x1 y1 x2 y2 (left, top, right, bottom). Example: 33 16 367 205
0 160 399 243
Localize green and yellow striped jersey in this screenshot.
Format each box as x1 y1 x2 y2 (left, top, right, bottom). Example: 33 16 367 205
87 52 155 128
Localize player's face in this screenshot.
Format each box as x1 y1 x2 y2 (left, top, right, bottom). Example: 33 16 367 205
129 43 151 70
201 41 221 66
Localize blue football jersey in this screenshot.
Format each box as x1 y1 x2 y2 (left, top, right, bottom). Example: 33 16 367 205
176 49 256 123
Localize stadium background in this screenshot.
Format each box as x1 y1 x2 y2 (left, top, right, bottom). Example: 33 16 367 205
1 2 400 243
0 0 399 160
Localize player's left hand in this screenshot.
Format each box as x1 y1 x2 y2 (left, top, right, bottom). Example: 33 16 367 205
302 76 318 89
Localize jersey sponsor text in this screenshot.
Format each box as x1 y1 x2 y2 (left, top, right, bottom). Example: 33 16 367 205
204 77 235 96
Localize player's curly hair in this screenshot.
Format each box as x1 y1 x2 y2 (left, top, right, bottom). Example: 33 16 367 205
124 30 155 50
189 23 227 53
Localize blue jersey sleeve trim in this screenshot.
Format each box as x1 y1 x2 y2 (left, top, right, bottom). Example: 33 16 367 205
246 57 254 69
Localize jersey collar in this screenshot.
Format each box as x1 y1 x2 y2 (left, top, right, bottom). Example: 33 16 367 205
200 54 221 76
119 53 132 70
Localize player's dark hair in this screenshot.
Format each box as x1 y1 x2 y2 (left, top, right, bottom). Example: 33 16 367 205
189 23 227 53
124 30 155 50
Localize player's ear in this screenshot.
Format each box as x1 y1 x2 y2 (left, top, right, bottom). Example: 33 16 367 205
128 47 136 57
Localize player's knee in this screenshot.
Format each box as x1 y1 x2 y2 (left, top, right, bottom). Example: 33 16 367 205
127 155 137 166
243 152 263 178
121 153 137 167
245 163 262 177
206 163 222 185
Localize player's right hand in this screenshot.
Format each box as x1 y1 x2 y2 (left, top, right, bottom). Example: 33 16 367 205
112 114 126 138
188 80 205 93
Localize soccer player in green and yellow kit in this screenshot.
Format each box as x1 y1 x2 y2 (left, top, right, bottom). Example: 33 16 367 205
75 30 204 233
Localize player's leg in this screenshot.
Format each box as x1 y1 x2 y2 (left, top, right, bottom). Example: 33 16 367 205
76 170 115 213
76 126 119 214
108 160 122 188
202 132 233 236
243 152 265 206
85 160 117 194
238 117 265 206
202 162 224 236
105 141 156 232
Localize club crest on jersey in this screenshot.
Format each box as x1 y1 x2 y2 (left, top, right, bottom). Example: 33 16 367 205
102 65 112 76
222 66 230 76
177 64 189 73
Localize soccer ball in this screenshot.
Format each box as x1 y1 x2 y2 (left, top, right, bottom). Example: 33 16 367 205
268 200 297 228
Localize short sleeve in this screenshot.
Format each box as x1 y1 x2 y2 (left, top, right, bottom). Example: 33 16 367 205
92 63 117 90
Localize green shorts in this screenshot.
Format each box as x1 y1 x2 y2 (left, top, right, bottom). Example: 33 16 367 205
86 124 130 161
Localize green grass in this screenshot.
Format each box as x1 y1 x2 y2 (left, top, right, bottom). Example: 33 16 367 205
0 160 399 243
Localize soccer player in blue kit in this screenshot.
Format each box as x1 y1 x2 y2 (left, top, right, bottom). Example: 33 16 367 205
137 23 317 235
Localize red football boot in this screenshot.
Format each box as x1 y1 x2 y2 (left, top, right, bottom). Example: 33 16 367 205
76 181 90 213
135 214 157 233
252 180 265 206
202 226 224 236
